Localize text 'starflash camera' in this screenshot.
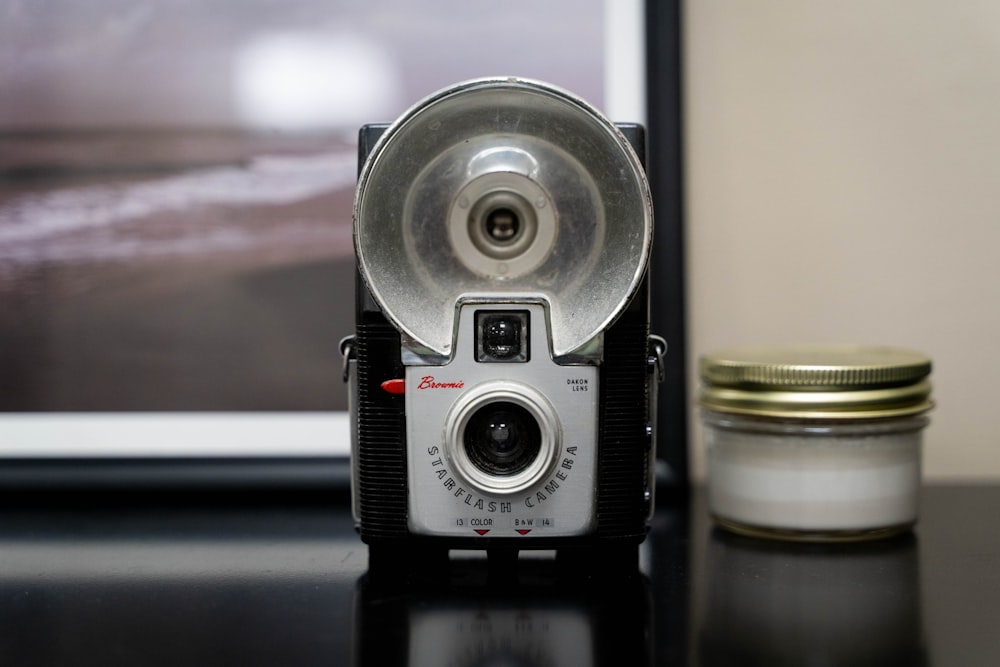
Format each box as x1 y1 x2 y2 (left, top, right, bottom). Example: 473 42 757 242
343 77 663 568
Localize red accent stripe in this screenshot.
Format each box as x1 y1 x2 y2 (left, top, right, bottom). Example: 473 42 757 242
380 378 405 395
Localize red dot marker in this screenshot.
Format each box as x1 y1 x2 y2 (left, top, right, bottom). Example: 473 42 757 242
380 378 405 395
516 529 531 536
474 529 490 536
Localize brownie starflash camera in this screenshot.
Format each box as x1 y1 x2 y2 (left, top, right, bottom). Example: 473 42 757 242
342 78 663 568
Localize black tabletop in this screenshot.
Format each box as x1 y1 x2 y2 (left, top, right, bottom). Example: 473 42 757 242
2 485 997 666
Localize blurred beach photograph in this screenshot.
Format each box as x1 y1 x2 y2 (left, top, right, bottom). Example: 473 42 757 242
0 0 602 412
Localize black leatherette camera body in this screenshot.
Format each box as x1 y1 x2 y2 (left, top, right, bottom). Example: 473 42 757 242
351 122 654 562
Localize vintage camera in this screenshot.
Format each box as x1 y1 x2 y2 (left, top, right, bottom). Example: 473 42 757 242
343 78 662 566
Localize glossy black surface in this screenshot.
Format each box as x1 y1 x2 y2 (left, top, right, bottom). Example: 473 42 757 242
1 485 997 666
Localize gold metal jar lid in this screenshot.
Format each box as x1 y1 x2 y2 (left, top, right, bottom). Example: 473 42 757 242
699 344 933 419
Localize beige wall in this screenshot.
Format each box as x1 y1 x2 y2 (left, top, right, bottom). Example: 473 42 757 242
684 1 1000 480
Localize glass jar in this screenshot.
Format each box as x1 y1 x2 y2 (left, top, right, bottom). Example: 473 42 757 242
699 345 933 542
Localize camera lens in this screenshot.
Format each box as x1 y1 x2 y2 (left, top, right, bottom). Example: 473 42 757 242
446 383 560 494
463 402 541 477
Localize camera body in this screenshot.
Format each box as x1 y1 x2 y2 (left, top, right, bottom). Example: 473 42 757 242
346 79 661 564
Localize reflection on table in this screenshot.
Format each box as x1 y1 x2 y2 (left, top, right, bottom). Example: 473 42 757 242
698 530 927 666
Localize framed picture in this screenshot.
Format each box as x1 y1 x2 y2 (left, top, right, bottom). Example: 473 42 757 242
0 0 684 492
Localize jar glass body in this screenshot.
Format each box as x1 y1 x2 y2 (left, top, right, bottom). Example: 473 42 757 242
702 410 929 541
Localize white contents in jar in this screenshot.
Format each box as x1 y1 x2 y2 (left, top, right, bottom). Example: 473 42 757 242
705 420 924 532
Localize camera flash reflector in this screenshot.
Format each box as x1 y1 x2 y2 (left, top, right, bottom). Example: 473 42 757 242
353 77 652 358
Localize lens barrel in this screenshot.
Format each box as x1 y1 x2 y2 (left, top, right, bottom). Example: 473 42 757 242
445 382 560 495
463 401 542 477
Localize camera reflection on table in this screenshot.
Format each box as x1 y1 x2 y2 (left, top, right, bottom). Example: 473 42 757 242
353 556 652 667
0 492 953 666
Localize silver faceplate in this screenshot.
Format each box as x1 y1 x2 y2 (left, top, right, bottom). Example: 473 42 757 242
406 303 598 539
